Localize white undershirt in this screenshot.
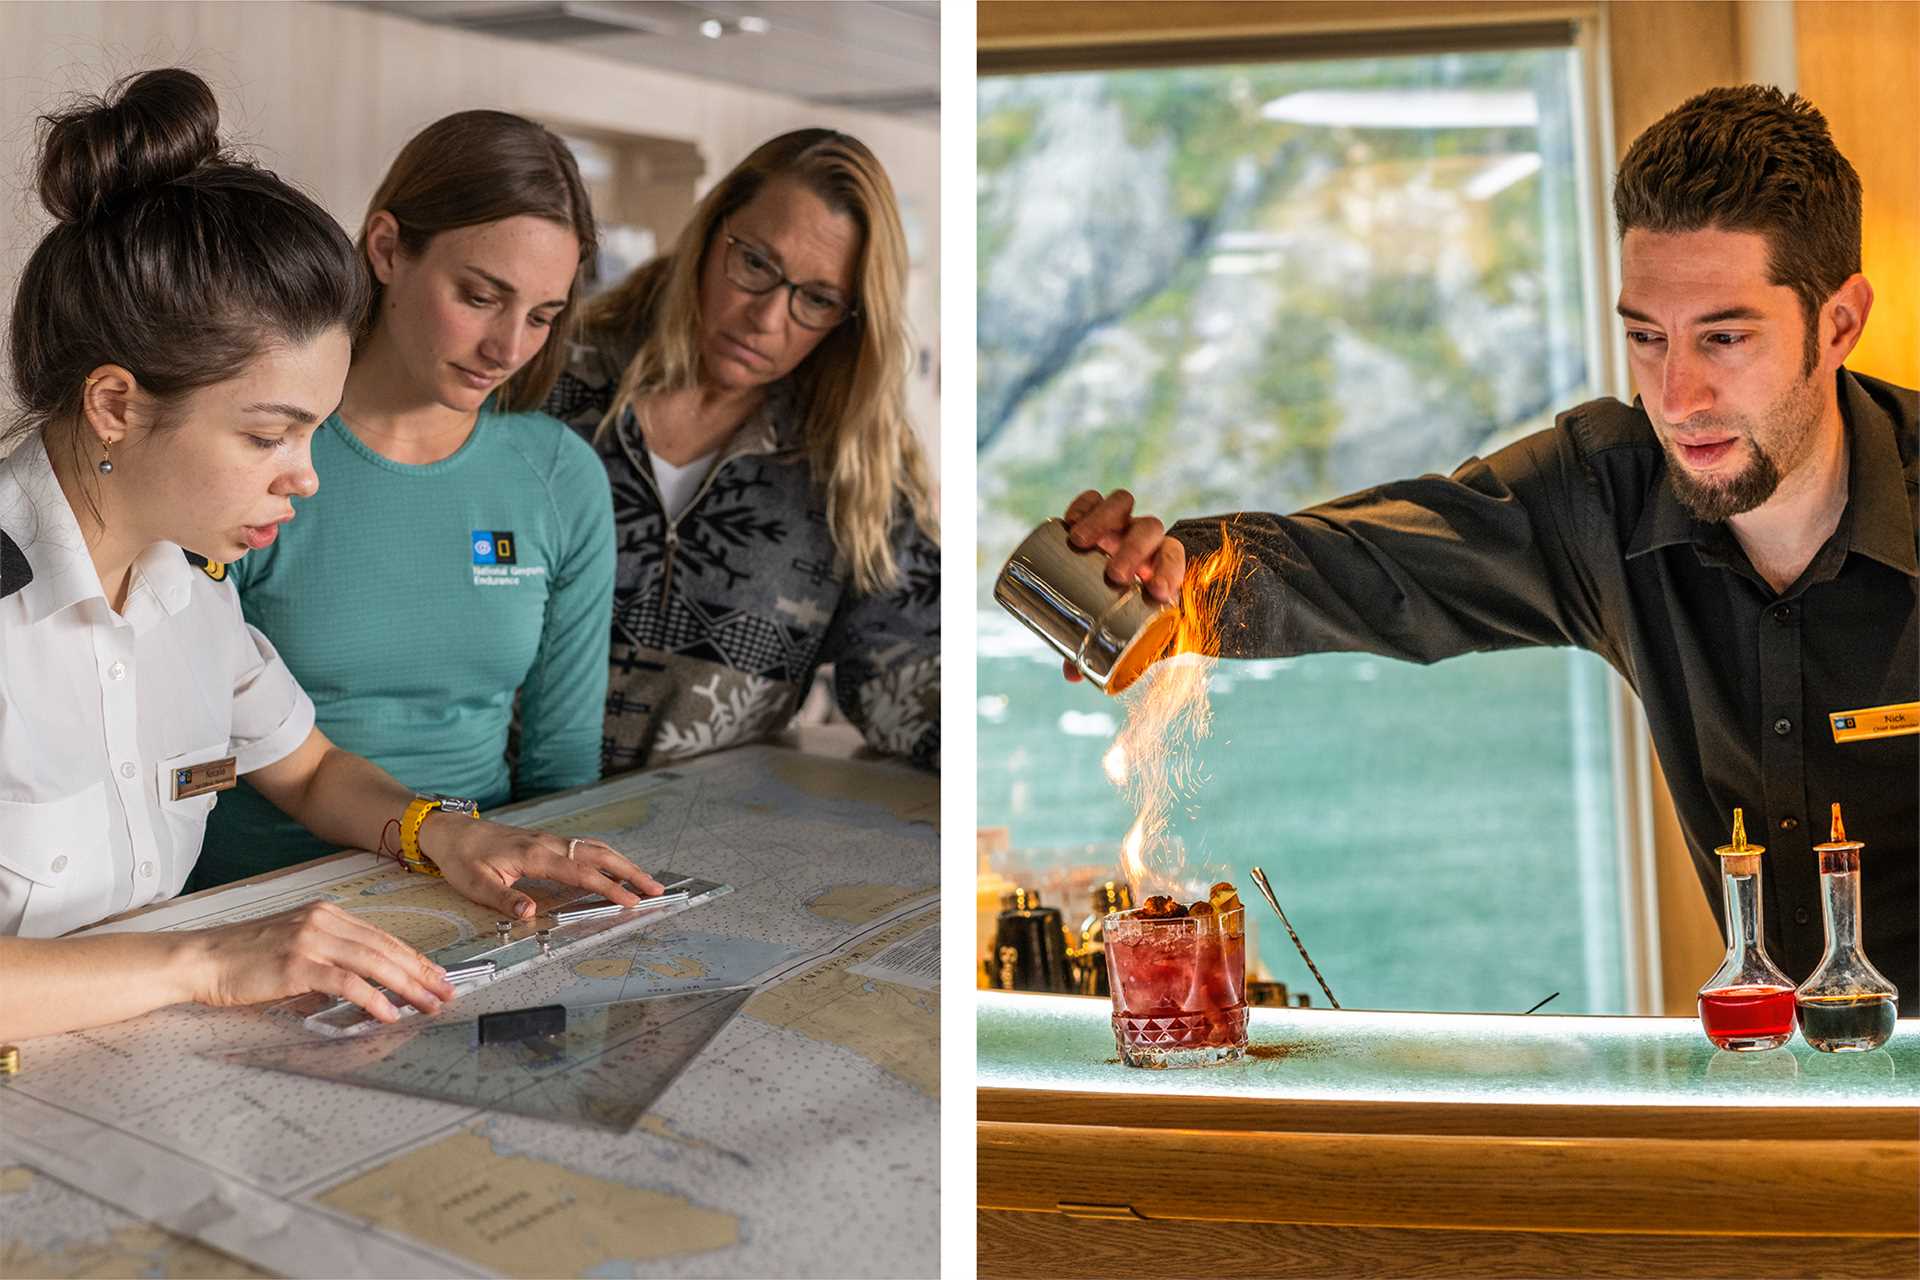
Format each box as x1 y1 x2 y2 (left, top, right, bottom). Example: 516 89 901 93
650 449 719 520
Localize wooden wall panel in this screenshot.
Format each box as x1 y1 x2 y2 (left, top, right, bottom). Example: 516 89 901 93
1650 755 1727 1014
1796 0 1920 386
1602 1 1741 153
1596 1 1744 1011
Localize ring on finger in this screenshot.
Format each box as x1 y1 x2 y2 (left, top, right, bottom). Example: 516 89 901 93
566 838 582 861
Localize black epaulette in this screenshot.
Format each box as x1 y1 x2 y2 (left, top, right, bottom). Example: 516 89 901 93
182 549 228 582
1 530 31 600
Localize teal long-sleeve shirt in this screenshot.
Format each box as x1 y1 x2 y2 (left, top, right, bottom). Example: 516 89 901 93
193 405 614 885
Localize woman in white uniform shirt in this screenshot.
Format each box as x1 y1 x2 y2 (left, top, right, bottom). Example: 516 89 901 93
0 69 662 1040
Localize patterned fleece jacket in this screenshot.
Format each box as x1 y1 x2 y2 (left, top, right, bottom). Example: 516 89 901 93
544 337 940 774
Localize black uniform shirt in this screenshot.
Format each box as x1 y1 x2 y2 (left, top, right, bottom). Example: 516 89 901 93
1173 369 1918 1012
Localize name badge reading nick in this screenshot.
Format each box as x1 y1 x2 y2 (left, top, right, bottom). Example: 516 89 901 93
1829 702 1919 744
173 756 238 801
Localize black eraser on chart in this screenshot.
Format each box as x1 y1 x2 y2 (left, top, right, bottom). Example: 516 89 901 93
479 1004 567 1045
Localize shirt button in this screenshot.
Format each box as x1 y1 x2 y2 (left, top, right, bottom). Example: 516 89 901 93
1794 906 1810 926
1779 816 1798 831
1772 604 1793 623
139 861 155 878
106 661 127 681
50 855 68 873
119 761 137 778
1772 718 1792 736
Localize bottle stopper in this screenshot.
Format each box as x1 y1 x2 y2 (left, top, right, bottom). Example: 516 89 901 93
1812 802 1865 855
1714 807 1765 859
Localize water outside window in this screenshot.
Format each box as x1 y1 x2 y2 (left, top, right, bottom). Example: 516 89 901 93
977 46 1631 1014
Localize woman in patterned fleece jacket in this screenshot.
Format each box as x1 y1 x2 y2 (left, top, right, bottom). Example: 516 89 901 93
545 130 939 774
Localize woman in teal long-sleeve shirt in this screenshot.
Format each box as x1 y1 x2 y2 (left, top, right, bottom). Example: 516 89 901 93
195 111 610 885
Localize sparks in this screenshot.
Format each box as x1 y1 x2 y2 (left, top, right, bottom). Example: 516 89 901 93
1108 524 1243 899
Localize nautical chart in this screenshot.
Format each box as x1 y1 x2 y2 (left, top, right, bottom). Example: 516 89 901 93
0 745 940 1279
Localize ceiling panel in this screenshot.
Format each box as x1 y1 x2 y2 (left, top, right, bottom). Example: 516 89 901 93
345 1 940 122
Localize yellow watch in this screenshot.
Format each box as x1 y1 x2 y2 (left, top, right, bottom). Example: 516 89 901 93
398 793 479 876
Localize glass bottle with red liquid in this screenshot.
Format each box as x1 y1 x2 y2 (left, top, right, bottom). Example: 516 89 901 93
1697 808 1797 1051
1794 803 1899 1052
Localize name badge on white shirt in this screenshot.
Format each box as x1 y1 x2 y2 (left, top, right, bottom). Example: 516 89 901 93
172 756 238 801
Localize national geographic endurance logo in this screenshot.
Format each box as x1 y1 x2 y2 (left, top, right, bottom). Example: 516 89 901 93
471 530 547 588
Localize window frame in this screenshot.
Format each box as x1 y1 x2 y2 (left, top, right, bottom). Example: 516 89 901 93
978 0 1699 1015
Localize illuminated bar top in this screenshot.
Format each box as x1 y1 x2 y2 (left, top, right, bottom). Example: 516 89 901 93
979 992 1918 1133
979 995 1919 1273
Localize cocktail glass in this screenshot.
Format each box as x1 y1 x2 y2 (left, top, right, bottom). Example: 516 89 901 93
1103 905 1248 1067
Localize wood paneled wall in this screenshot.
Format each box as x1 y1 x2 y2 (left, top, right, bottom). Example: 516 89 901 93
1602 6 1744 1015
1604 2 1741 146
1796 0 1920 385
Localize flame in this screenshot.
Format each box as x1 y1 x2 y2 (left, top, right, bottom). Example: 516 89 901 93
1120 818 1148 886
1107 524 1244 899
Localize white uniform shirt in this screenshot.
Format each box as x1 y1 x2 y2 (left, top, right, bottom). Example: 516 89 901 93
0 433 315 937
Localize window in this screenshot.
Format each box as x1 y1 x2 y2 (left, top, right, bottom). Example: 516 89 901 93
978 42 1639 1014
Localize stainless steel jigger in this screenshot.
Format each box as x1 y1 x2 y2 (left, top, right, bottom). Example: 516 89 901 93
994 518 1179 694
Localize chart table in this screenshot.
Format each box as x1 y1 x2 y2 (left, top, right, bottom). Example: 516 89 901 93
3 735 940 1279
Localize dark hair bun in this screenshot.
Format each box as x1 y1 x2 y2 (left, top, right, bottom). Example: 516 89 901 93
37 68 223 225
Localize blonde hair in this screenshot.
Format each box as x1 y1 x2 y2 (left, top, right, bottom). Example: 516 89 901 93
583 129 934 593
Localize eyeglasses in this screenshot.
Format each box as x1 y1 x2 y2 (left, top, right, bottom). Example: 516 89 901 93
720 233 857 331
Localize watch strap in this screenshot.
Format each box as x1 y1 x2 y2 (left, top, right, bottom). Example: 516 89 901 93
398 795 478 876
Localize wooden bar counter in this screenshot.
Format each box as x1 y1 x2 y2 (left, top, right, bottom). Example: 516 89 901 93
978 992 1920 1278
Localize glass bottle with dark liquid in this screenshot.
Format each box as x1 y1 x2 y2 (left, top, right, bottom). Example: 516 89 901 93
1073 880 1133 996
1697 809 1796 1051
989 888 1075 992
1795 804 1899 1052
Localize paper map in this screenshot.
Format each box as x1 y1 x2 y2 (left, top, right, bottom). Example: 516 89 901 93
0 746 940 1278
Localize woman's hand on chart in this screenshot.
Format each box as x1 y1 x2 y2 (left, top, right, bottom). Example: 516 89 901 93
423 818 666 921
1059 489 1187 682
184 902 456 1024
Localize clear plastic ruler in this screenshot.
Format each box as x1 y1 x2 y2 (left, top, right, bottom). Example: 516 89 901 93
220 987 752 1132
270 871 730 1035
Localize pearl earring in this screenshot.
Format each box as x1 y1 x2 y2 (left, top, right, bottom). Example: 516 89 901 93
84 377 113 475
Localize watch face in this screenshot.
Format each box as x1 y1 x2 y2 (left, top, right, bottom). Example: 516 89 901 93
421 794 480 816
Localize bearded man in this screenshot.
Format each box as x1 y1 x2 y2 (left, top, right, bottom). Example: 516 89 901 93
1061 85 1918 1014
